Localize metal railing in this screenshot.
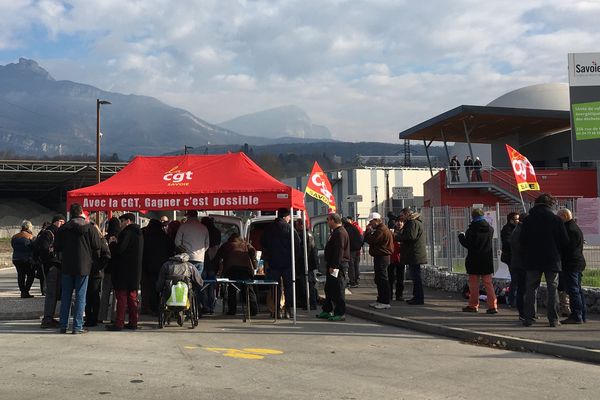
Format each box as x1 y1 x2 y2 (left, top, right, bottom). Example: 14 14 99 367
421 205 600 287
445 165 538 204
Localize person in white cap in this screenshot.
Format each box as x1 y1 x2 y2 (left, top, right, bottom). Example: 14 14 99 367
364 212 394 309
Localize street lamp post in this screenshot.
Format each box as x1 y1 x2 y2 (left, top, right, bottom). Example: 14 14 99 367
96 99 111 183
96 99 111 224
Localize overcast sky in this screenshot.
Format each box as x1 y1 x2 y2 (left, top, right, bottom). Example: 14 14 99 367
1 0 599 142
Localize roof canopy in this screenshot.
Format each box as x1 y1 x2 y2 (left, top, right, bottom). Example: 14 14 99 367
398 105 570 143
67 153 305 211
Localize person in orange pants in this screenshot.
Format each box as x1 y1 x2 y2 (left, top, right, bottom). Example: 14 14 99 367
458 208 498 314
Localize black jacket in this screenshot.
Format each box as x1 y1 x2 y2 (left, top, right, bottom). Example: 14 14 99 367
519 204 569 272
295 229 320 275
562 219 586 272
90 237 111 279
458 219 494 275
142 221 173 279
343 221 364 251
54 216 102 276
509 224 525 271
111 223 144 290
500 223 516 264
397 216 427 265
324 225 350 268
261 217 300 270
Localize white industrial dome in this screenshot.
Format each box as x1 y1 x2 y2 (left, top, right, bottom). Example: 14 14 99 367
486 83 569 111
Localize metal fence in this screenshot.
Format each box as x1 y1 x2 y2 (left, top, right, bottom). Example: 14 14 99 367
419 204 600 286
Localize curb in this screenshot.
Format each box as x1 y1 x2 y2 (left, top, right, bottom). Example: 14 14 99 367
346 304 600 365
0 312 41 321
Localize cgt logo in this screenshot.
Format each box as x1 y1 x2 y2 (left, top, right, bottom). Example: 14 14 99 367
511 159 535 180
311 173 334 203
163 166 193 185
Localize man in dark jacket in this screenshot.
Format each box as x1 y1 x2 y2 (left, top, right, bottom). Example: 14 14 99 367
464 156 473 182
557 209 587 324
316 213 350 321
54 204 102 334
141 219 173 315
342 217 364 288
398 208 428 305
262 208 300 319
106 213 144 331
364 212 394 309
509 213 528 321
519 194 569 327
458 208 497 313
449 155 460 182
500 212 519 306
39 214 65 329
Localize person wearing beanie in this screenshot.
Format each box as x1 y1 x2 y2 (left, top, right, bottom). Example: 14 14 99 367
40 214 66 328
458 208 497 314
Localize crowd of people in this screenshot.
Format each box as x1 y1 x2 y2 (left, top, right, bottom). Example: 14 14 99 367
465 193 587 326
11 204 321 333
10 192 588 330
316 207 428 321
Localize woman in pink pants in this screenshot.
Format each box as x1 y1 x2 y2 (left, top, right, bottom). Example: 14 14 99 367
458 208 498 314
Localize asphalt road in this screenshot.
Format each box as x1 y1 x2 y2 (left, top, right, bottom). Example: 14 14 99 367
1 314 599 400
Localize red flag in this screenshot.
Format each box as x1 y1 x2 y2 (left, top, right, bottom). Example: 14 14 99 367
305 161 337 212
505 144 540 192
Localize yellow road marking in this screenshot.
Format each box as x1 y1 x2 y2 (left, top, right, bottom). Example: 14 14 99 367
202 347 283 360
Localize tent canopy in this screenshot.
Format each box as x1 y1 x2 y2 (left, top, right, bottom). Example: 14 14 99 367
67 152 305 211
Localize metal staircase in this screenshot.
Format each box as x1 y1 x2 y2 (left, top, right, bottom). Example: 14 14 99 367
445 166 537 205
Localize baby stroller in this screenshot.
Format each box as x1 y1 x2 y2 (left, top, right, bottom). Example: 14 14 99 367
158 275 199 329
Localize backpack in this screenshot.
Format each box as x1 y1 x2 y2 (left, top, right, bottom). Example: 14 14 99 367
33 229 55 264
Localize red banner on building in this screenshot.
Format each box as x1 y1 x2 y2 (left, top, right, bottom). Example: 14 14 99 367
305 161 337 212
505 144 540 192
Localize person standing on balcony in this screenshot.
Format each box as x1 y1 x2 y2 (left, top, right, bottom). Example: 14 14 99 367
464 156 473 182
449 155 460 182
473 157 483 181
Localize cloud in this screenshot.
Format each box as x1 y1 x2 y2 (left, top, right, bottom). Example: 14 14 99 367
1 0 600 142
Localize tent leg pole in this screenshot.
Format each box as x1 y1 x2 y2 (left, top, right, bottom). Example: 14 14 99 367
291 207 297 325
302 210 310 314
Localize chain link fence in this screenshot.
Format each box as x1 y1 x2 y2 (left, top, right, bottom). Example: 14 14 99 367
420 203 600 287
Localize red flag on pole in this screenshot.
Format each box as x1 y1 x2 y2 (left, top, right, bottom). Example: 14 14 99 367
305 161 337 212
505 144 540 192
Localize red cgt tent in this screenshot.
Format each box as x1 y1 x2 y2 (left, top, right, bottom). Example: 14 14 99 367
67 152 305 211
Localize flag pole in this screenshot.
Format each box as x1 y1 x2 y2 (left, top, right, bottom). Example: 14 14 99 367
519 190 526 213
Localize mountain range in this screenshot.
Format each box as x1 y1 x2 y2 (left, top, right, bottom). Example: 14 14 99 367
219 105 332 140
0 58 333 157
